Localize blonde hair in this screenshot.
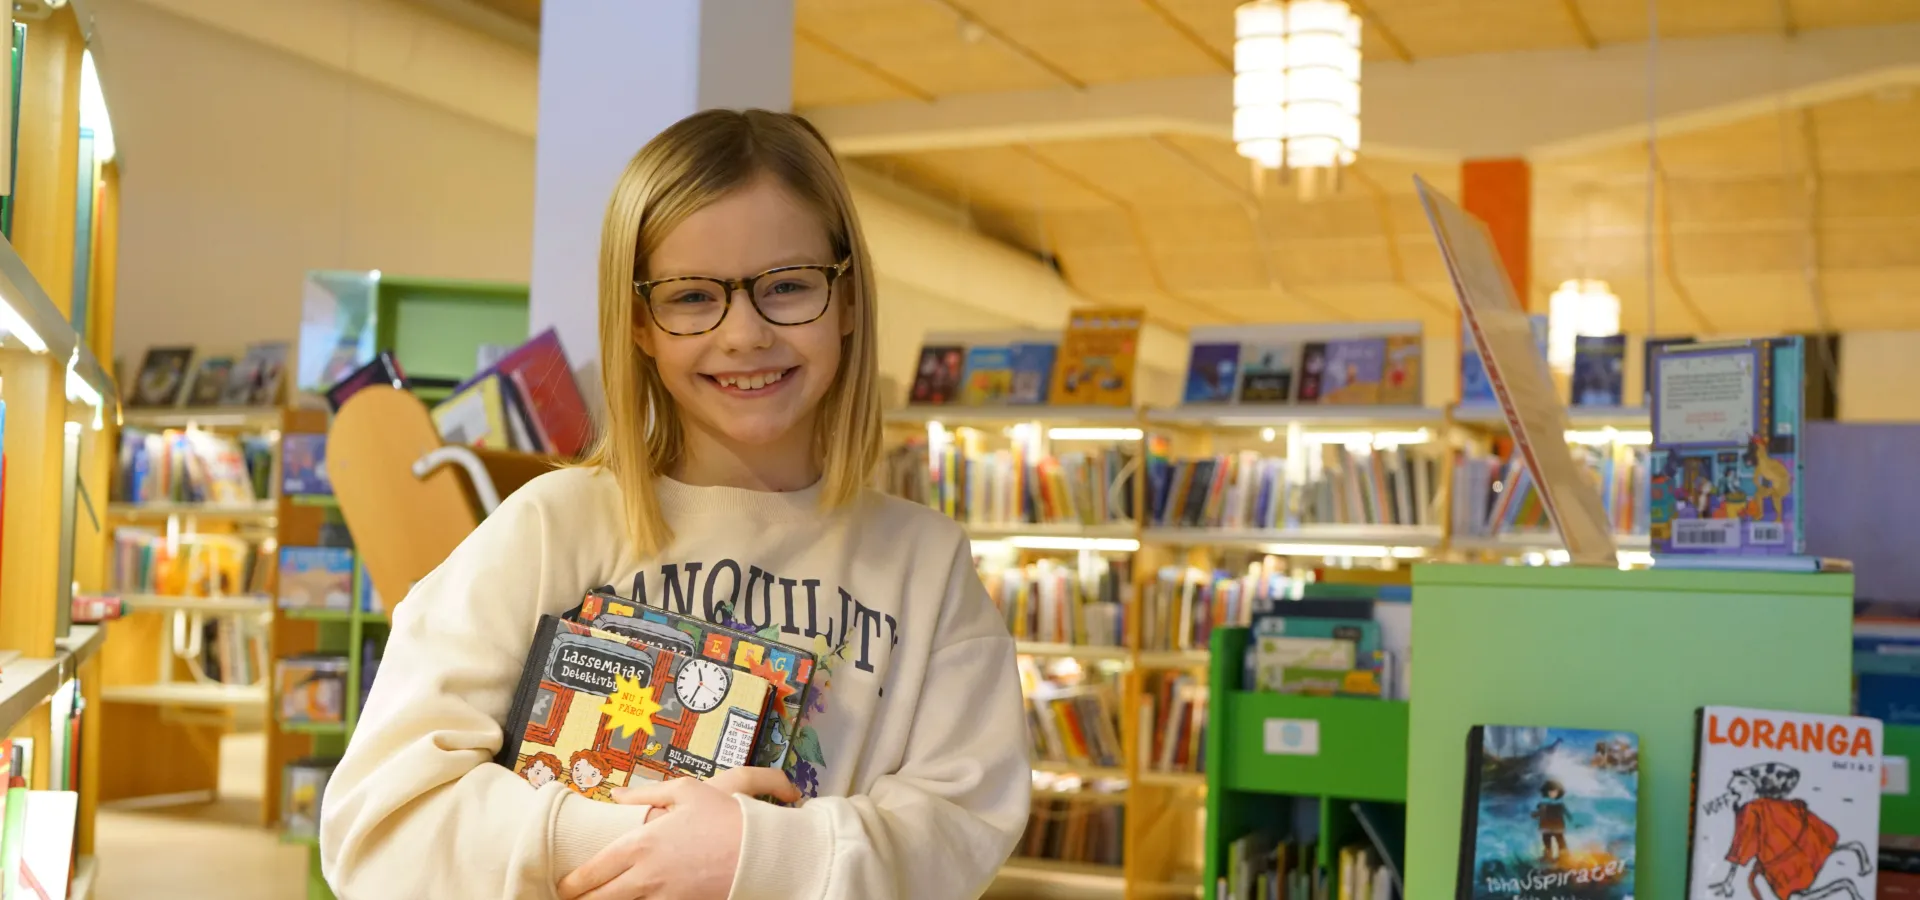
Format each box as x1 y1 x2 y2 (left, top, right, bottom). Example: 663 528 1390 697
583 109 881 558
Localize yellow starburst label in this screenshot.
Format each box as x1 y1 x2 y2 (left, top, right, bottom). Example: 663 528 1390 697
600 673 662 740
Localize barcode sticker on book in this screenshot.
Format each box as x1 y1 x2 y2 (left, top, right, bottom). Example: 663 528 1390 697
1749 522 1786 545
1673 519 1740 548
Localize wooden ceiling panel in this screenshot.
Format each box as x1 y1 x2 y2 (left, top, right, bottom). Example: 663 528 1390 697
1054 246 1167 294
1822 222 1920 270
1362 0 1589 58
1190 288 1338 322
468 0 539 27
1809 92 1920 173
1682 277 1823 334
1790 0 1920 31
1153 246 1273 292
1037 209 1138 250
954 0 1230 84
795 0 1063 96
1270 237 1398 285
1821 171 1920 221
1669 229 1805 276
870 147 1116 211
792 36 921 106
1028 138 1249 208
1262 196 1391 238
1823 268 1920 306
1133 207 1261 248
1148 0 1417 64
1573 0 1780 44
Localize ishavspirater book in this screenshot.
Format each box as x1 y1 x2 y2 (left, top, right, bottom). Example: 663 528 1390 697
1457 725 1639 900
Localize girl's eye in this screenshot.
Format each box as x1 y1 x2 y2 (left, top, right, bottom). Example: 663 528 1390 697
664 288 720 305
766 280 808 296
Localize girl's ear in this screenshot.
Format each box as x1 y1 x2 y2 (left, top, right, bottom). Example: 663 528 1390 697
838 283 856 338
633 305 658 357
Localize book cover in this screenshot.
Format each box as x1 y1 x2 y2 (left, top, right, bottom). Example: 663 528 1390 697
130 346 194 408
909 344 964 405
1182 343 1240 404
17 790 77 900
1321 338 1388 405
1461 316 1547 406
324 351 406 412
184 355 234 407
1457 725 1638 900
1649 337 1804 556
1238 342 1298 404
282 758 336 839
571 590 815 770
496 616 774 793
277 546 354 611
223 341 290 407
960 345 1015 406
1685 707 1881 900
1008 342 1057 405
452 329 592 458
1295 343 1328 403
1643 336 1695 407
1049 308 1143 407
1572 335 1626 408
1380 335 1423 406
432 374 512 450
280 432 331 496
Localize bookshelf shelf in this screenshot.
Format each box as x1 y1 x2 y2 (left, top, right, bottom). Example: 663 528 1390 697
56 625 105 671
1032 761 1130 781
1135 650 1211 670
100 683 267 708
997 857 1128 889
1135 771 1207 791
116 594 273 615
120 406 284 429
1146 405 1445 429
106 500 278 522
1014 642 1131 662
966 523 1137 543
280 721 349 736
1140 526 1441 552
1135 876 1206 898
0 657 62 736
1214 691 1408 802
1450 533 1652 554
281 608 356 622
70 855 98 900
278 831 321 848
1453 403 1650 431
289 494 340 509
884 405 1141 427
1032 784 1130 805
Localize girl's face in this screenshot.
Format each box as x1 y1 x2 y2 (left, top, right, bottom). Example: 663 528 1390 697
572 760 603 789
525 761 553 788
637 175 849 460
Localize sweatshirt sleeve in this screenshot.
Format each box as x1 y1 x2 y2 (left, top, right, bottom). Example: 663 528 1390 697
318 472 649 899
727 536 1031 900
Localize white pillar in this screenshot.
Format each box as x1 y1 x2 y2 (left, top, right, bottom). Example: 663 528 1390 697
529 0 794 380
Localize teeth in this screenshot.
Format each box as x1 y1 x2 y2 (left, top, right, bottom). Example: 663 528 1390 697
717 369 785 390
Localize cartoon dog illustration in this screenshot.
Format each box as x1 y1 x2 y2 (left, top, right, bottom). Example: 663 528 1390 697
1711 762 1872 900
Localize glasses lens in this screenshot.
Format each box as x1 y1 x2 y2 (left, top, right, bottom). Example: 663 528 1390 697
753 268 832 324
648 278 729 334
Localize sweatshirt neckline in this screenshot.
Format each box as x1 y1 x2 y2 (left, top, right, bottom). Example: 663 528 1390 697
654 473 827 522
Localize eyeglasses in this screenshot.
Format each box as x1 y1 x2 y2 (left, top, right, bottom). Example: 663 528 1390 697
634 259 851 336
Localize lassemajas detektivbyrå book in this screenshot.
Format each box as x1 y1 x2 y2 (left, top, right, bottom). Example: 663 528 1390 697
1686 707 1881 900
1458 725 1639 900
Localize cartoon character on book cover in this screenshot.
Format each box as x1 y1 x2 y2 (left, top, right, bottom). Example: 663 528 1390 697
1649 337 1804 556
1320 338 1387 405
1182 343 1240 404
1687 707 1880 900
1460 725 1637 900
909 345 964 405
1238 342 1297 403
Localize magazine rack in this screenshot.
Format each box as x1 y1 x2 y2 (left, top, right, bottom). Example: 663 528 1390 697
1403 564 1854 900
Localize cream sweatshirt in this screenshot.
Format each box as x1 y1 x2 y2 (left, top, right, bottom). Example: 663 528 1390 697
319 466 1032 899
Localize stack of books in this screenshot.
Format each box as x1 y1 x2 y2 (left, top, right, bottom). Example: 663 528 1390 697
113 427 273 506
1147 446 1441 531
1453 443 1649 541
1139 671 1206 777
980 554 1129 647
1141 562 1292 654
1014 799 1124 868
888 441 1136 529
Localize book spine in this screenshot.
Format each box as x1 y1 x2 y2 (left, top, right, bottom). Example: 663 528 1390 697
1683 707 1706 897
491 615 559 771
1454 726 1484 900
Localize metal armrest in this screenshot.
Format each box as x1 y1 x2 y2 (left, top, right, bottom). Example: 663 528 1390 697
411 445 504 515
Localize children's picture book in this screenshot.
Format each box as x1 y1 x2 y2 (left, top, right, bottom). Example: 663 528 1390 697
1295 343 1328 403
1380 335 1423 406
1321 338 1388 405
276 655 348 725
571 590 815 770
1649 336 1804 556
281 433 331 496
909 344 964 405
1049 308 1142 407
282 758 337 839
960 345 1015 406
432 373 512 450
452 329 592 458
277 546 355 611
1572 335 1626 407
1458 724 1638 900
496 616 775 794
184 355 234 407
1238 342 1298 404
130 346 194 407
1182 342 1241 404
223 341 290 407
324 350 406 412
1686 707 1881 900
1007 342 1057 405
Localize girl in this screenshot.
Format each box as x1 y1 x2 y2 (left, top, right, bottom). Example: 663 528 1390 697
319 109 1032 899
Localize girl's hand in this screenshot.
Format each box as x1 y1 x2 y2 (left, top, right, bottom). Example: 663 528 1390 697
556 774 798 900
611 767 797 823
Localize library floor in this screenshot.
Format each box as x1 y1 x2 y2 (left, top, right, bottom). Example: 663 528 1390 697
90 732 1079 900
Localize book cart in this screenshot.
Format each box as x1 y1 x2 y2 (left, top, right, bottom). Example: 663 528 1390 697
886 386 1657 898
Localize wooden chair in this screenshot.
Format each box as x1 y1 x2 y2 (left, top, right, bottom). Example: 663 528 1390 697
325 386 559 614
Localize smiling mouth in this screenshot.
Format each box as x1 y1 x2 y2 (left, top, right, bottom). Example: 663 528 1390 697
703 366 798 393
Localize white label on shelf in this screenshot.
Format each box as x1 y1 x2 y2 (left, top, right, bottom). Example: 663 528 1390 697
1885 756 1910 796
1264 718 1320 756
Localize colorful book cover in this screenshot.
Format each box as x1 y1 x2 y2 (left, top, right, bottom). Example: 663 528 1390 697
1320 338 1388 405
909 345 964 405
452 329 592 458
282 758 335 839
960 345 1015 406
223 341 289 407
1007 342 1057 405
1458 725 1638 900
277 546 355 611
1380 335 1423 406
571 590 815 770
129 346 194 408
1238 342 1298 404
1295 343 1328 403
1049 308 1142 407
1649 337 1804 556
495 616 774 793
184 355 235 407
432 373 512 450
1685 707 1880 900
1643 336 1695 407
1572 335 1626 408
280 433 331 496
1182 343 1240 404
1462 316 1547 406
324 351 406 412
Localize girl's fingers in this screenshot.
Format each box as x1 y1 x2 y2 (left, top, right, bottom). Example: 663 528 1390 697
723 768 801 802
608 778 684 809
574 867 656 900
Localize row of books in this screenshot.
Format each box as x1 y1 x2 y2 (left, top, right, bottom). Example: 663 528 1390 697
423 329 595 459
1140 671 1207 776
910 309 1145 409
1147 446 1441 531
1220 836 1394 900
1141 563 1290 654
980 554 1130 647
113 427 273 506
197 617 269 686
126 340 287 409
0 739 81 899
1019 658 1125 770
1452 443 1650 540
1014 798 1124 868
110 529 276 597
889 442 1138 528
1183 331 1422 407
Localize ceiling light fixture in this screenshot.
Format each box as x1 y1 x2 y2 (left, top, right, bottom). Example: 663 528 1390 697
1546 278 1622 374
1233 0 1361 198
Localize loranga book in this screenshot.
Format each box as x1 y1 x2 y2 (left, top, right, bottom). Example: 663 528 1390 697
1685 707 1881 900
496 616 775 795
1458 724 1638 900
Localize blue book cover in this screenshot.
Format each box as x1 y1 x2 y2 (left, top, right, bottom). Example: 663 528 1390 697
1571 335 1625 407
1649 336 1804 556
959 345 1014 406
1462 316 1548 406
1459 725 1638 900
1007 342 1056 405
281 432 332 496
278 546 355 611
1182 342 1240 404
